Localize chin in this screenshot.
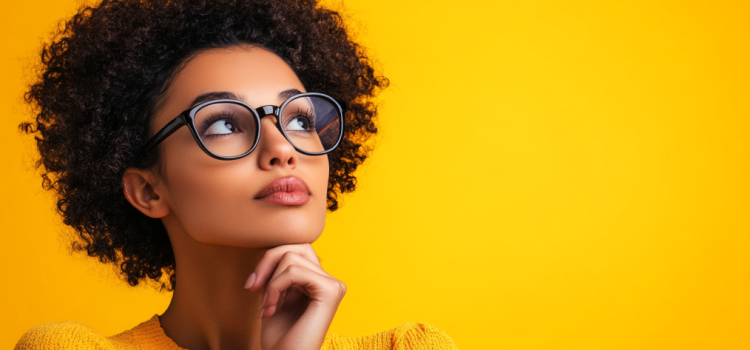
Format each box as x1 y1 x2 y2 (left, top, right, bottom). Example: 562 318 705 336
257 224 324 248
187 216 326 248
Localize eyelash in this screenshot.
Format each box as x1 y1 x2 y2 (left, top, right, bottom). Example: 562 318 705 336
286 108 316 127
196 107 315 137
200 111 238 135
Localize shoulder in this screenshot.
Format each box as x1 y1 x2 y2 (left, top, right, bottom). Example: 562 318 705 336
14 321 115 350
391 322 459 350
323 322 459 350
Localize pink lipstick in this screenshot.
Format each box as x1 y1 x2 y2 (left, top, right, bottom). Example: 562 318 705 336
254 176 311 205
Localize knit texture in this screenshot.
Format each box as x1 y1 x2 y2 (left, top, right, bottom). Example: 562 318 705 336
15 314 459 349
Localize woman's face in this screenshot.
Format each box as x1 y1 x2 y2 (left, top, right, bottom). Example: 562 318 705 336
149 45 329 247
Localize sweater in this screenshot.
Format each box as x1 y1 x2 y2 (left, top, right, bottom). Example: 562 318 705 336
14 314 459 349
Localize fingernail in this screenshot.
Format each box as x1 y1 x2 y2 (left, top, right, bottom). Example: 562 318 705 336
245 272 256 289
259 307 264 319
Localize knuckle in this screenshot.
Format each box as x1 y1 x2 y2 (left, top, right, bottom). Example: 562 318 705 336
332 280 347 298
325 277 345 291
280 250 296 262
285 264 302 274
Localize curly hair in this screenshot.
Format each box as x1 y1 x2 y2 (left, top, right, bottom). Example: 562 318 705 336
21 0 388 291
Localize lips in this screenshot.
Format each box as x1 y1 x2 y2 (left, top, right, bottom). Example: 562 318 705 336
254 176 311 205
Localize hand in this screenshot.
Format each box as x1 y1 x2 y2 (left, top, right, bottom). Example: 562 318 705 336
244 243 347 350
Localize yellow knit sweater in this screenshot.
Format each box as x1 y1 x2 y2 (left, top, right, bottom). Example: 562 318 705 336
14 314 459 349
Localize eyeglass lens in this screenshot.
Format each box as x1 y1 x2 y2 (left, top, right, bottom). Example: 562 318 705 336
281 96 341 153
194 96 342 157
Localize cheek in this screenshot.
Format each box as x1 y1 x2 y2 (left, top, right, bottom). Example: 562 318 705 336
165 156 257 241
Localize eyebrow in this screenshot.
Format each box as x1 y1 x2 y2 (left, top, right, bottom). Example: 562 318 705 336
190 89 304 107
190 91 243 107
279 89 303 100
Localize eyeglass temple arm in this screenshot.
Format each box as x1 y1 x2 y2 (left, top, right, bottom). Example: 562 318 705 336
143 115 187 151
337 100 347 113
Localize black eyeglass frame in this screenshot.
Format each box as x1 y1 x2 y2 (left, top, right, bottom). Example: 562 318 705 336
142 92 347 160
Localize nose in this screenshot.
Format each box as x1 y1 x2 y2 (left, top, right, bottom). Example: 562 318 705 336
256 116 297 170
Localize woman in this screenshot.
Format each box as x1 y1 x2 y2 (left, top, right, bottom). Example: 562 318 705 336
14 0 459 349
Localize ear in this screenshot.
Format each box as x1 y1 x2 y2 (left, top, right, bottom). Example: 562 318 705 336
122 167 170 218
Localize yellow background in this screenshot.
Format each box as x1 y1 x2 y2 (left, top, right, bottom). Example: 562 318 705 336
1 0 749 349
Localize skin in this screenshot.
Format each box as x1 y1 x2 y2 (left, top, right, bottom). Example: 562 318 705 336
122 45 346 350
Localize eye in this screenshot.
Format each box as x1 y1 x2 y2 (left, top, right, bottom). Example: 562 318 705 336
205 118 240 136
285 116 312 131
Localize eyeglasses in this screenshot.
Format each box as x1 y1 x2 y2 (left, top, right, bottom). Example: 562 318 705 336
143 92 345 160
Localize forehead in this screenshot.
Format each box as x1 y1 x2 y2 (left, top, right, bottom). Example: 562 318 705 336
163 45 305 111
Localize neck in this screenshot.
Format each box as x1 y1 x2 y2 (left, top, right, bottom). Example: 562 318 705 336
159 217 266 350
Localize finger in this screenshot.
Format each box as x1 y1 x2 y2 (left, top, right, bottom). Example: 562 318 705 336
245 244 323 291
245 245 307 291
260 291 287 318
260 269 347 350
277 289 286 309
260 264 346 319
268 250 332 287
298 243 322 266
